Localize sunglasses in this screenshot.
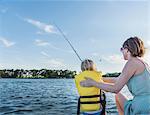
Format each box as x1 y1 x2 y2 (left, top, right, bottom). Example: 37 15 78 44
120 46 129 52
120 47 124 51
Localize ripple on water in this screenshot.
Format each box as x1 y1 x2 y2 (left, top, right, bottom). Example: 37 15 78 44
2 109 33 115
0 79 132 114
0 106 14 113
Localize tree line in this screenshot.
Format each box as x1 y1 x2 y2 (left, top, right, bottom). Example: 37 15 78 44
0 69 120 79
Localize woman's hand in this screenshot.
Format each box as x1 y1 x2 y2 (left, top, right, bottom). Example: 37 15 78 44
80 77 97 87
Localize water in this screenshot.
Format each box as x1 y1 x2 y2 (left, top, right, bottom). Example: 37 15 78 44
0 79 133 115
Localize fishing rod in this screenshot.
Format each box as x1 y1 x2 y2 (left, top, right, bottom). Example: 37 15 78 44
53 23 82 62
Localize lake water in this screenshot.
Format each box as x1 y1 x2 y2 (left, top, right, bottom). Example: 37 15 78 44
0 79 133 115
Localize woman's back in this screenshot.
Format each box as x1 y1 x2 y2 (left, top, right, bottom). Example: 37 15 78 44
125 60 150 114
127 60 150 96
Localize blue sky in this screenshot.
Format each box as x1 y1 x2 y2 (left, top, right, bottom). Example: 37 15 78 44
0 1 149 73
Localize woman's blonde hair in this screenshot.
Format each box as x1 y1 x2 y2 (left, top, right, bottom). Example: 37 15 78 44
81 59 96 71
123 36 145 57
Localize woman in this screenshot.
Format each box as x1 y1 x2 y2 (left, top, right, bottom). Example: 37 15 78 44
80 37 150 115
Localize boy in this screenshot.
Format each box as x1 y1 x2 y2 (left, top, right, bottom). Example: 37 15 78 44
75 59 104 115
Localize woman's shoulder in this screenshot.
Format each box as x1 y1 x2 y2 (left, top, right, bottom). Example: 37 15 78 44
127 58 146 75
125 58 137 69
122 58 140 75
127 58 144 67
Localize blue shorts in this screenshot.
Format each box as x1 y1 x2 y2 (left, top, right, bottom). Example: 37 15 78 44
82 109 102 115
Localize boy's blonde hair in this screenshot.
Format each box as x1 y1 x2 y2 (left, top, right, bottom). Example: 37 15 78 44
81 59 97 71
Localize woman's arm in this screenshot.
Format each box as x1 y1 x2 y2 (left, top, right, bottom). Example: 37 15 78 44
81 60 137 93
102 77 118 83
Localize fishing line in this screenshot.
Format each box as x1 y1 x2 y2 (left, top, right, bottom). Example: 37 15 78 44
53 23 82 62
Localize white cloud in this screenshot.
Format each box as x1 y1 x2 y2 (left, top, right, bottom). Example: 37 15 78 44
48 42 73 53
91 52 99 56
41 51 50 58
144 41 150 64
102 54 124 64
35 39 49 46
36 31 45 35
1 8 8 13
147 40 150 47
0 37 15 47
144 49 150 65
45 59 66 68
34 39 73 53
90 39 97 44
25 18 56 33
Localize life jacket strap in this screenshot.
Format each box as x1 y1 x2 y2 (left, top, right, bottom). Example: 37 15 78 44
77 89 106 115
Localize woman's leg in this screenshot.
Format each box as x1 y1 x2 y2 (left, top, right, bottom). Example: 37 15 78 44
115 93 128 115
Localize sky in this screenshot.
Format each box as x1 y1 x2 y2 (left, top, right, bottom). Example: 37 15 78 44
0 0 149 73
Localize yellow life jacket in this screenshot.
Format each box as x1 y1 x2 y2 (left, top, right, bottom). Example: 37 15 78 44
75 70 103 112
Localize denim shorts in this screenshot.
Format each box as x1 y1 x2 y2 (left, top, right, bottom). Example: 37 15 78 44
82 109 102 115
